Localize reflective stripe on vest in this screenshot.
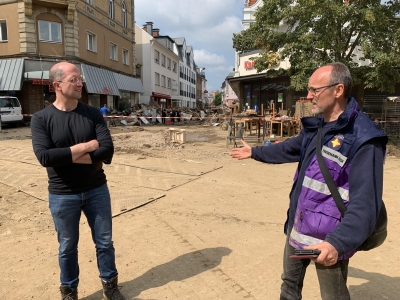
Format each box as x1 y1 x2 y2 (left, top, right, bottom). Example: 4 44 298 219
302 176 349 201
290 227 323 246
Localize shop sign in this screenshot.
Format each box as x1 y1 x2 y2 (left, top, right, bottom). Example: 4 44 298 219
102 87 113 95
32 79 51 85
244 61 255 69
33 78 55 92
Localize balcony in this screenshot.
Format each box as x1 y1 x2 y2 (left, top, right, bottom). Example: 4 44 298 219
28 1 77 22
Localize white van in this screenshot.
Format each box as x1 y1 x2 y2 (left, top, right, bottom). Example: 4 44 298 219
0 96 24 126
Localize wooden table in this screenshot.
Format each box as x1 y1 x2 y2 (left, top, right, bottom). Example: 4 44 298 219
266 118 299 138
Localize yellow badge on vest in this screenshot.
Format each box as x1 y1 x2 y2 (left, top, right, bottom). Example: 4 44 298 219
331 138 341 148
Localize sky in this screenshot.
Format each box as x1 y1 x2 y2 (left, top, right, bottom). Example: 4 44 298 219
135 0 245 92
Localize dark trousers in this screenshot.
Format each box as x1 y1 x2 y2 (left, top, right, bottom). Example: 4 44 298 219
280 229 350 300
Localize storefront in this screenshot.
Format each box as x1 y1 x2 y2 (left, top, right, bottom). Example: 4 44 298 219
152 92 171 108
0 58 144 115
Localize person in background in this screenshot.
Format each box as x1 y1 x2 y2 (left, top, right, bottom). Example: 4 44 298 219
100 104 111 127
170 109 175 124
30 62 126 300
161 108 167 125
100 104 110 116
230 62 387 300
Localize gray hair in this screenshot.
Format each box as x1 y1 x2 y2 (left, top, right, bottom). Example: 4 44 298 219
326 62 353 98
49 65 66 83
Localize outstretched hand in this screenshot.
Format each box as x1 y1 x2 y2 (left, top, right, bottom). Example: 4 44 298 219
229 140 252 160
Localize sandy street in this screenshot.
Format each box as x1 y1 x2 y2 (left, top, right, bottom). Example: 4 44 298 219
0 124 399 300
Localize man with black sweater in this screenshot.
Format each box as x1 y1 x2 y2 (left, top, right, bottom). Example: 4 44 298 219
230 62 387 300
31 62 126 300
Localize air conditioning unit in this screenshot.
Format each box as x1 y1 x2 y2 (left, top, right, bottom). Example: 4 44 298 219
155 58 158 63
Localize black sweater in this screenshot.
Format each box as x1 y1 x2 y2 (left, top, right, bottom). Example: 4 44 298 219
31 102 114 194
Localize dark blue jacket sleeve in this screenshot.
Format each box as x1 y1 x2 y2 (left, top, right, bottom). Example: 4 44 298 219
251 131 303 164
325 139 384 254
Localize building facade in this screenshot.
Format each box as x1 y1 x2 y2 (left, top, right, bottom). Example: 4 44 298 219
0 0 143 116
221 72 238 106
135 22 179 108
174 38 197 108
195 67 207 108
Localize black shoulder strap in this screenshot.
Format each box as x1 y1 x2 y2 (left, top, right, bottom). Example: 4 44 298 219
316 120 347 216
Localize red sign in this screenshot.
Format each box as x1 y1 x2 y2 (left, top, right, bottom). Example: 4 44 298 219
244 61 255 69
102 87 113 95
32 79 51 85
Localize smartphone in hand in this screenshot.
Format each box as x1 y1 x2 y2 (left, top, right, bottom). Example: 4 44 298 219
290 249 321 259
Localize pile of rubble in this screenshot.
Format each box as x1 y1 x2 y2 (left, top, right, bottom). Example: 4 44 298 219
107 103 234 128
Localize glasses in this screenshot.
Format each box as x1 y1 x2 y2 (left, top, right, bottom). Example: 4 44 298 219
57 77 84 85
307 83 339 95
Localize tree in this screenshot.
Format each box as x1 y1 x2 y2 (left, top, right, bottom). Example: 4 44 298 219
233 0 400 99
213 93 222 106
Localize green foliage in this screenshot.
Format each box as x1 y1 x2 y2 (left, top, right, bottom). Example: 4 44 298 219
232 24 260 52
233 0 400 92
213 93 222 106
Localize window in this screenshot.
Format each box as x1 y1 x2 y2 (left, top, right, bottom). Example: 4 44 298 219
0 21 7 42
155 72 160 85
135 66 141 77
109 0 115 19
167 58 171 69
161 54 165 66
154 50 159 63
167 78 171 89
110 42 117 60
122 2 127 28
86 31 96 52
38 21 62 43
122 48 129 65
172 62 177 72
161 75 166 87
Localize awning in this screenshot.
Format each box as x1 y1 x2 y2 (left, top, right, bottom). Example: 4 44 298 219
228 73 267 82
113 72 144 93
0 58 24 91
81 64 120 96
152 92 171 99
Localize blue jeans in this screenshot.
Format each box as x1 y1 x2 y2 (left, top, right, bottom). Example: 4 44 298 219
280 229 350 300
49 184 117 289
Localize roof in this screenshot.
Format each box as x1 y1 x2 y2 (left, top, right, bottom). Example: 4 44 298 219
0 59 24 91
81 64 120 96
174 37 185 45
113 72 144 93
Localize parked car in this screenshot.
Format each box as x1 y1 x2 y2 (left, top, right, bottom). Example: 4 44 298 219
0 96 24 126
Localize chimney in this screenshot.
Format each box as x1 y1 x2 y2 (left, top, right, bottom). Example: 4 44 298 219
146 22 153 35
152 28 160 37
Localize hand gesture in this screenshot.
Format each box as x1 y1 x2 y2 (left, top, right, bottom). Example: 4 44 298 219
229 140 252 160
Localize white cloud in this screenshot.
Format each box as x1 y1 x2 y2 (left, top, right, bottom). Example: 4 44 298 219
193 50 226 65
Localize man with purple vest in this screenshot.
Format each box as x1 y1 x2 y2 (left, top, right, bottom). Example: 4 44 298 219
230 62 387 300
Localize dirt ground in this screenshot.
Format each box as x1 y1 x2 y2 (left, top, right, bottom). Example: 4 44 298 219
0 123 399 300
